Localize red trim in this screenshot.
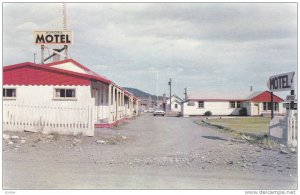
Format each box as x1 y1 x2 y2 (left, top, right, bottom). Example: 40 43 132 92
189 99 245 102
94 118 126 128
94 122 116 128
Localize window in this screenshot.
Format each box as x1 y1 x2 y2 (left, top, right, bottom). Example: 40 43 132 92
54 88 76 99
175 104 178 109
236 101 241 108
198 101 204 108
3 88 16 99
91 88 96 98
263 102 279 111
274 103 279 111
230 101 235 108
229 101 241 108
187 101 195 106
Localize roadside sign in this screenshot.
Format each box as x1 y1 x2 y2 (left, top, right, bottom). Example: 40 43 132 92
286 95 296 102
267 72 295 92
33 31 73 45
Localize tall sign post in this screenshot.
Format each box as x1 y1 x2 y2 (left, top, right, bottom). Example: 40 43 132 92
267 72 295 119
168 78 172 111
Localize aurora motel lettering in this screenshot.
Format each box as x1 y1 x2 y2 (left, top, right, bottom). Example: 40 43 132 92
34 31 72 45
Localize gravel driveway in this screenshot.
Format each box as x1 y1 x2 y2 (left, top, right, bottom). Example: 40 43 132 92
3 114 297 189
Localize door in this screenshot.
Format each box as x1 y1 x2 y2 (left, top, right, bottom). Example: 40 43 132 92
253 103 259 116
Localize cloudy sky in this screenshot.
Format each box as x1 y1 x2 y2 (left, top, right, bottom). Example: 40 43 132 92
3 3 297 97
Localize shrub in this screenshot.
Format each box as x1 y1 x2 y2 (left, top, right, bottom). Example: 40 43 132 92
239 107 247 116
204 111 212 116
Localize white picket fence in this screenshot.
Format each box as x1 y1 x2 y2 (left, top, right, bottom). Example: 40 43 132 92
286 110 297 147
3 101 95 136
269 110 297 147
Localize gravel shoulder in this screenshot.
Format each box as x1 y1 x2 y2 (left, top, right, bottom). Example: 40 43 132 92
3 114 297 189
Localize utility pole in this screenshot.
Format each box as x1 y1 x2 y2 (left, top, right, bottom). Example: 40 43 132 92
156 71 158 108
184 88 187 101
168 78 172 111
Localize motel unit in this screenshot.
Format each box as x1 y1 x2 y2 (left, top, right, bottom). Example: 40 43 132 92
182 91 284 117
166 95 184 112
3 59 139 133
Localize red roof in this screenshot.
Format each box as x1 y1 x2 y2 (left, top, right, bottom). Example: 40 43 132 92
3 60 112 85
187 91 283 103
248 91 283 103
3 59 140 100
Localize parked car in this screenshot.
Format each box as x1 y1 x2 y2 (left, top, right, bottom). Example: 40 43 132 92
153 110 165 116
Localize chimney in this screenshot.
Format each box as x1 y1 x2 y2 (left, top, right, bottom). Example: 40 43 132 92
250 86 253 92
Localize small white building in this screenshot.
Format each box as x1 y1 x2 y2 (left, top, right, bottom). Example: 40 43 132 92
166 95 184 112
3 59 139 135
182 91 284 117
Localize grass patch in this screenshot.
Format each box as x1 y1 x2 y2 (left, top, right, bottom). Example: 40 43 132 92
199 117 278 148
206 117 271 136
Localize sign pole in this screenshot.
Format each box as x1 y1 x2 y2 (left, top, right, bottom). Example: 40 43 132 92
169 78 172 111
290 90 295 110
41 45 44 64
271 92 274 119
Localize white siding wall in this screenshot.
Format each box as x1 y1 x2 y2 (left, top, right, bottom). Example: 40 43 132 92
91 82 110 122
183 101 241 116
3 85 94 107
52 62 87 74
171 101 182 112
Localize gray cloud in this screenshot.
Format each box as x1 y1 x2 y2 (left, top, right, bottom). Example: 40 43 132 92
3 3 297 97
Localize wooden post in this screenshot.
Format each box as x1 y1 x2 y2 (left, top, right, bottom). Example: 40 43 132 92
41 45 44 64
64 45 68 59
290 90 295 110
271 92 274 119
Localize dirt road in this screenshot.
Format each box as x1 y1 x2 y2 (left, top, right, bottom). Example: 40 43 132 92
3 114 297 189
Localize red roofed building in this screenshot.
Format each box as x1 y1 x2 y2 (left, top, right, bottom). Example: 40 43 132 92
183 91 284 117
3 59 139 134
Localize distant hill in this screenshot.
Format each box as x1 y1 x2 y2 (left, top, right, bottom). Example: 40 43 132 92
123 87 163 100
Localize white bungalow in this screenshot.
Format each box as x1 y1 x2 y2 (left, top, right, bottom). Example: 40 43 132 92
182 91 284 117
166 95 184 112
3 59 139 135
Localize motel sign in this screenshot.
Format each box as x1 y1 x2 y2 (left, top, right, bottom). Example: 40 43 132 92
33 31 73 45
267 72 295 92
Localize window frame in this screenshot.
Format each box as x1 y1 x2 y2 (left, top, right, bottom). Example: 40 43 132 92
198 101 204 109
263 102 279 111
53 88 77 100
3 88 17 100
229 101 236 108
187 101 195 106
175 103 178 109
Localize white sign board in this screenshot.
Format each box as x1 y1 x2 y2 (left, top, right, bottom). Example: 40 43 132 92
286 95 296 102
267 72 295 92
33 31 73 45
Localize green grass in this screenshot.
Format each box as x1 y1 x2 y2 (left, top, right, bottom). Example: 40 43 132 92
206 117 271 136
